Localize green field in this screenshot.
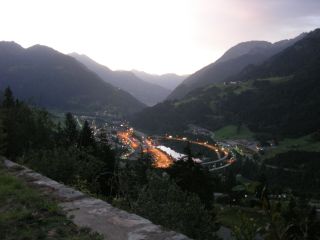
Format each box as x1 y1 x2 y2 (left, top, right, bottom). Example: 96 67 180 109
256 76 292 84
216 205 267 228
263 134 320 160
213 125 254 140
173 97 198 107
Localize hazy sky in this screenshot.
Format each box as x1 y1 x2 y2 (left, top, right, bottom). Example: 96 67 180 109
1 0 319 74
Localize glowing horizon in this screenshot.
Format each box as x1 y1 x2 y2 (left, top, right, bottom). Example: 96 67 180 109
1 0 319 75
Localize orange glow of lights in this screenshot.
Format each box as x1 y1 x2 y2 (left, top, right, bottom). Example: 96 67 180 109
149 147 173 168
118 131 139 149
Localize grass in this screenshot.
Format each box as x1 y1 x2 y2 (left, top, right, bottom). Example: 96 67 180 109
0 161 103 240
256 76 293 84
262 134 320 160
216 205 267 228
232 82 255 95
213 125 254 140
173 97 198 107
203 82 255 96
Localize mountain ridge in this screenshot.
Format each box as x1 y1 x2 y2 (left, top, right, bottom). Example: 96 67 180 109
167 33 307 100
69 53 170 106
0 42 146 115
131 70 187 91
131 29 320 137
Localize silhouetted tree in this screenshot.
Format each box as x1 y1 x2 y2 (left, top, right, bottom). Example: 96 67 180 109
0 116 7 155
63 112 79 146
116 154 153 208
256 170 267 199
133 172 220 240
79 120 95 149
225 168 237 192
2 87 15 108
167 157 214 208
183 141 193 161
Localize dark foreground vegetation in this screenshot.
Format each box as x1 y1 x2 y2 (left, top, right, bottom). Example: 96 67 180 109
0 88 220 239
0 159 102 240
1 88 320 240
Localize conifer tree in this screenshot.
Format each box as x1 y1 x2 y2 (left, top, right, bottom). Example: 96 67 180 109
63 112 79 146
0 117 7 155
79 120 95 148
2 87 15 108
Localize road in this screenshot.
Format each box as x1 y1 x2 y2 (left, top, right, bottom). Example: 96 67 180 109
117 131 139 150
118 131 173 168
145 139 173 168
162 136 226 158
118 130 235 170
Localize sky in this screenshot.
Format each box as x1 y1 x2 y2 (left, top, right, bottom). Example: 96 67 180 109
0 0 320 75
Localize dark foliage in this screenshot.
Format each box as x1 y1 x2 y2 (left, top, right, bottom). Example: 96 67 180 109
167 159 214 208
79 120 96 149
63 112 79 146
0 89 116 196
132 172 220 240
264 151 320 194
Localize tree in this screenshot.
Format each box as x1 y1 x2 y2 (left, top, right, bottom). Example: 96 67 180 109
0 87 14 156
0 116 7 155
93 143 117 196
133 172 220 240
79 120 95 149
63 113 79 146
225 168 237 191
0 90 33 158
256 171 267 200
183 141 193 161
167 158 214 209
232 213 260 240
278 197 320 240
2 87 15 109
115 155 152 208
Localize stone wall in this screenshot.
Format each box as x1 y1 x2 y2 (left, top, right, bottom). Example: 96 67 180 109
3 159 191 240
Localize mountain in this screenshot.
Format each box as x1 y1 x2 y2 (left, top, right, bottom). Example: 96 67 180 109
131 29 320 137
168 33 306 100
69 53 170 106
131 70 187 90
0 42 145 114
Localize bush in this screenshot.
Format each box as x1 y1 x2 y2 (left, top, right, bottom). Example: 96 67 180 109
133 172 220 240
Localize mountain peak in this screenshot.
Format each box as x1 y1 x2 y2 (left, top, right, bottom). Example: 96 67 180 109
0 41 22 47
70 54 170 106
26 44 59 54
131 70 186 90
0 44 145 114
69 52 112 72
216 41 272 64
0 41 24 54
168 32 309 100
69 52 90 60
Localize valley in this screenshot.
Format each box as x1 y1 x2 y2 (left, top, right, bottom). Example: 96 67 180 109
1 9 320 239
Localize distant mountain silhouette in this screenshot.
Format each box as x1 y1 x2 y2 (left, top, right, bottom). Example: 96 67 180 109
0 42 145 114
168 33 306 100
131 70 187 91
131 29 320 137
69 53 170 106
